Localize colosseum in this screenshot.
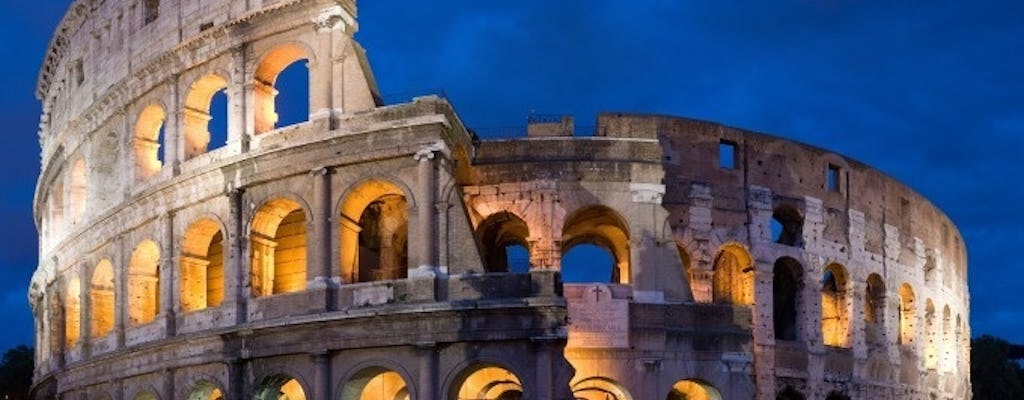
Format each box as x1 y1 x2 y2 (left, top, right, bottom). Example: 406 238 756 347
28 0 971 399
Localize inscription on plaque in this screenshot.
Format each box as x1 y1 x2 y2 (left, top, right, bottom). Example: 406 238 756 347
567 284 629 348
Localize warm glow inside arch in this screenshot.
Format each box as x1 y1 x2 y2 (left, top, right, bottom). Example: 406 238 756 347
134 104 166 181
251 198 308 296
476 211 531 273
65 276 81 347
180 218 225 311
68 158 86 224
339 367 410 400
254 44 310 134
821 263 851 348
899 283 917 346
712 243 753 305
451 365 523 400
666 379 722 400
339 180 409 283
183 74 229 159
571 376 633 400
90 260 115 338
186 381 224 400
128 240 161 325
561 205 631 284
254 376 306 400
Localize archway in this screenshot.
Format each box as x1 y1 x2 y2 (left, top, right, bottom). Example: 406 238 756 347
666 379 722 400
450 364 523 400
340 367 410 400
899 283 917 345
134 104 166 181
251 198 308 296
924 299 937 369
181 218 225 311
571 376 632 400
476 211 530 273
254 44 311 134
128 240 161 325
712 243 753 305
69 158 87 224
65 276 81 347
771 205 803 246
561 205 630 284
339 180 409 283
90 260 115 337
865 273 886 346
254 375 306 400
183 74 229 158
821 263 850 347
186 381 224 400
773 257 803 341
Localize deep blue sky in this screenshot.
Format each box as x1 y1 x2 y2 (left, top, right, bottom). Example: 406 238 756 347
0 1 1020 351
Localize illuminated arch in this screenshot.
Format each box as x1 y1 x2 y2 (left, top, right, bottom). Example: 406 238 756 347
712 243 753 305
254 374 307 400
821 263 851 347
924 299 937 369
898 283 917 345
253 43 313 134
339 366 412 400
134 104 166 181
571 376 632 400
865 273 886 347
65 275 81 347
128 240 161 325
449 364 524 400
561 205 630 284
666 379 722 400
133 390 158 400
69 158 86 224
942 304 952 370
90 260 115 338
476 211 530 273
186 380 224 400
251 198 308 296
339 180 409 283
180 218 225 311
183 73 229 159
773 257 803 341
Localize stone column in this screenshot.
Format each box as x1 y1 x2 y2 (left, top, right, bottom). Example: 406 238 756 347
115 235 127 348
51 289 66 369
411 142 444 274
163 368 175 400
226 189 248 324
312 352 331 400
640 359 662 400
78 262 92 358
165 75 181 176
227 358 245 400
160 213 176 337
228 45 250 153
308 168 337 303
310 9 341 125
416 343 438 400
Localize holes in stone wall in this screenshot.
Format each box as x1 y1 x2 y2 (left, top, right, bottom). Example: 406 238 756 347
924 299 937 369
476 211 530 273
898 283 917 346
771 205 803 246
719 140 736 169
773 257 803 341
250 199 307 296
254 44 310 134
143 0 159 25
826 164 841 192
864 273 886 347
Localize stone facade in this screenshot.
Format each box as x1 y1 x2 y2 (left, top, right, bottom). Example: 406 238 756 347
29 1 970 399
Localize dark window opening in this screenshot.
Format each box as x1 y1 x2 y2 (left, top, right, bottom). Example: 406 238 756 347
771 206 804 246
561 244 615 283
208 90 229 150
274 61 310 128
719 140 737 169
773 258 803 341
506 244 530 274
826 164 841 192
71 59 84 87
144 0 160 25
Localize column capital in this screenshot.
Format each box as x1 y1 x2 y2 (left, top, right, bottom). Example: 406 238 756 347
310 166 332 177
413 140 448 161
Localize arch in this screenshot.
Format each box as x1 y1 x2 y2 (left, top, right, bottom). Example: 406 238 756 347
180 218 226 311
570 376 632 400
864 273 886 346
186 380 224 400
134 104 166 181
821 263 850 347
339 366 412 400
942 304 952 370
776 387 805 400
924 298 937 369
251 198 308 296
475 211 531 273
898 283 917 345
666 379 722 400
254 374 307 400
69 158 87 224
449 364 524 400
65 275 81 347
253 43 313 134
90 260 115 338
49 179 65 239
773 257 803 341
128 240 161 325
712 243 753 305
339 180 409 283
561 205 630 284
771 205 803 246
183 73 229 159
132 390 158 400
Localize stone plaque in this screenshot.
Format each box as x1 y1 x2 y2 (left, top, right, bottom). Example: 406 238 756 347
567 284 629 348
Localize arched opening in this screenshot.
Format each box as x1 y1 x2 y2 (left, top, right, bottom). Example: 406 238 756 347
924 252 937 284
134 391 158 400
187 381 224 400
254 44 310 134
339 367 410 400
339 181 408 283
924 299 937 369
251 199 308 296
65 276 81 347
712 244 753 305
824 392 850 400
942 305 952 370
183 74 229 159
128 240 161 325
49 180 64 239
570 376 632 400
476 212 531 273
776 387 805 400
773 257 803 341
898 283 917 345
561 244 615 283
865 273 886 347
771 205 803 246
666 379 722 400
180 218 225 311
90 260 115 338
134 104 166 181
450 365 523 400
69 158 87 224
821 263 850 347
254 375 306 400
561 205 630 284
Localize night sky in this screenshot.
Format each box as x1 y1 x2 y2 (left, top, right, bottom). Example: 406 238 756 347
0 1 1021 352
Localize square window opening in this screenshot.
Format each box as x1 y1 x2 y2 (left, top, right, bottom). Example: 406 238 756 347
827 164 841 192
719 141 737 169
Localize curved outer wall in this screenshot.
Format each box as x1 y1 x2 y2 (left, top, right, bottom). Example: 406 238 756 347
29 1 969 399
